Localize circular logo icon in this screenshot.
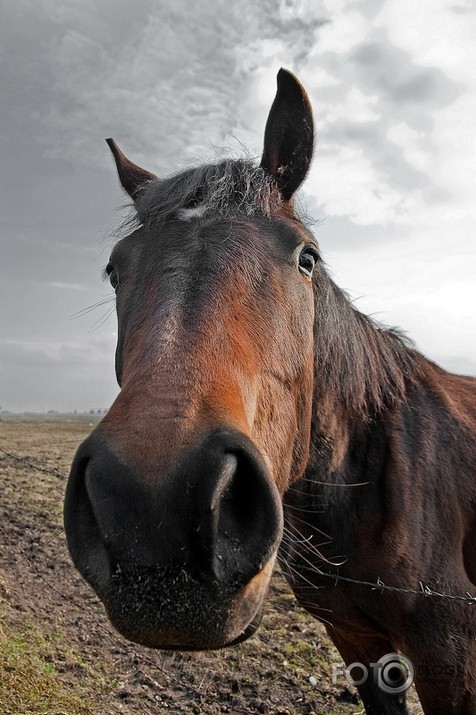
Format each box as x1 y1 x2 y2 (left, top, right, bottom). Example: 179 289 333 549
376 652 414 694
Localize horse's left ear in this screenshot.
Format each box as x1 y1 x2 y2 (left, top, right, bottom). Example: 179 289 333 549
106 138 158 200
260 69 314 201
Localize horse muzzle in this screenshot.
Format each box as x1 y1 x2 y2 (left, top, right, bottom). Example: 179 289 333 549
64 427 283 649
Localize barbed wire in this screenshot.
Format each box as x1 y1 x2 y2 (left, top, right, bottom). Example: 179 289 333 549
317 570 476 605
3 446 476 606
0 447 66 480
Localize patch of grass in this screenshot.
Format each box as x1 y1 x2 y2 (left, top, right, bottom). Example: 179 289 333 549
0 619 97 715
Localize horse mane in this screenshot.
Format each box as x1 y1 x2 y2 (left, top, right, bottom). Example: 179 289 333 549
313 267 425 420
134 158 283 227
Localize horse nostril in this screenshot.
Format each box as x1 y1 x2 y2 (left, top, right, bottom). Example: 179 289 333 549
64 448 113 593
210 445 283 585
220 455 263 536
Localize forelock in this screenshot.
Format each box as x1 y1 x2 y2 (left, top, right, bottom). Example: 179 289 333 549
134 159 283 228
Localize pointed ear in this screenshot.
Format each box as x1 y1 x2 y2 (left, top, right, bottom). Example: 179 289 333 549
106 138 157 200
260 69 314 201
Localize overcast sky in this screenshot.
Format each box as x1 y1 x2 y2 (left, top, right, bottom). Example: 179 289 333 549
1 0 475 412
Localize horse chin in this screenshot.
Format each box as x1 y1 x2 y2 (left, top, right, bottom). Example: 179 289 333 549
99 557 275 651
107 606 264 651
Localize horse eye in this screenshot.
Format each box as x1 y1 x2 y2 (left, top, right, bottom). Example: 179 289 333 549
105 263 119 291
298 246 319 279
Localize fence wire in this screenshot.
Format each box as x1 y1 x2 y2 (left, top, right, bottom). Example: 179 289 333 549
0 446 66 480
317 571 476 605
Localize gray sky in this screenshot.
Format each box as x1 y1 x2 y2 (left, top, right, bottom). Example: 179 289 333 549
1 0 475 412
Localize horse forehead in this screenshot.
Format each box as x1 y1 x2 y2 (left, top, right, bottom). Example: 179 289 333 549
141 214 292 265
133 218 292 317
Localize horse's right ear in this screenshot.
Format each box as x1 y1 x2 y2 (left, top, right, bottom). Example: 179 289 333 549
260 69 314 201
106 138 157 200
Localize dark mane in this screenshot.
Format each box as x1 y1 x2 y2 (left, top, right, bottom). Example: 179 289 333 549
135 158 284 227
314 264 425 420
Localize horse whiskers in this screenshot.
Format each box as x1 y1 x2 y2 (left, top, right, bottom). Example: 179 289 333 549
282 523 347 569
69 295 115 319
87 304 116 333
277 557 321 594
289 476 369 489
67 294 116 333
282 529 314 546
284 511 333 544
280 530 326 576
275 566 335 626
282 528 333 557
283 504 327 515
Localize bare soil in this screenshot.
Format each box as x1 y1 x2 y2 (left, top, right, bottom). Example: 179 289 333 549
0 419 419 715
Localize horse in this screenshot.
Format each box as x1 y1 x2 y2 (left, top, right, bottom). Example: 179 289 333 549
64 69 476 715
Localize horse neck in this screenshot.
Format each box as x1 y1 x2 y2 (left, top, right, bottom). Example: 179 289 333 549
309 271 423 479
